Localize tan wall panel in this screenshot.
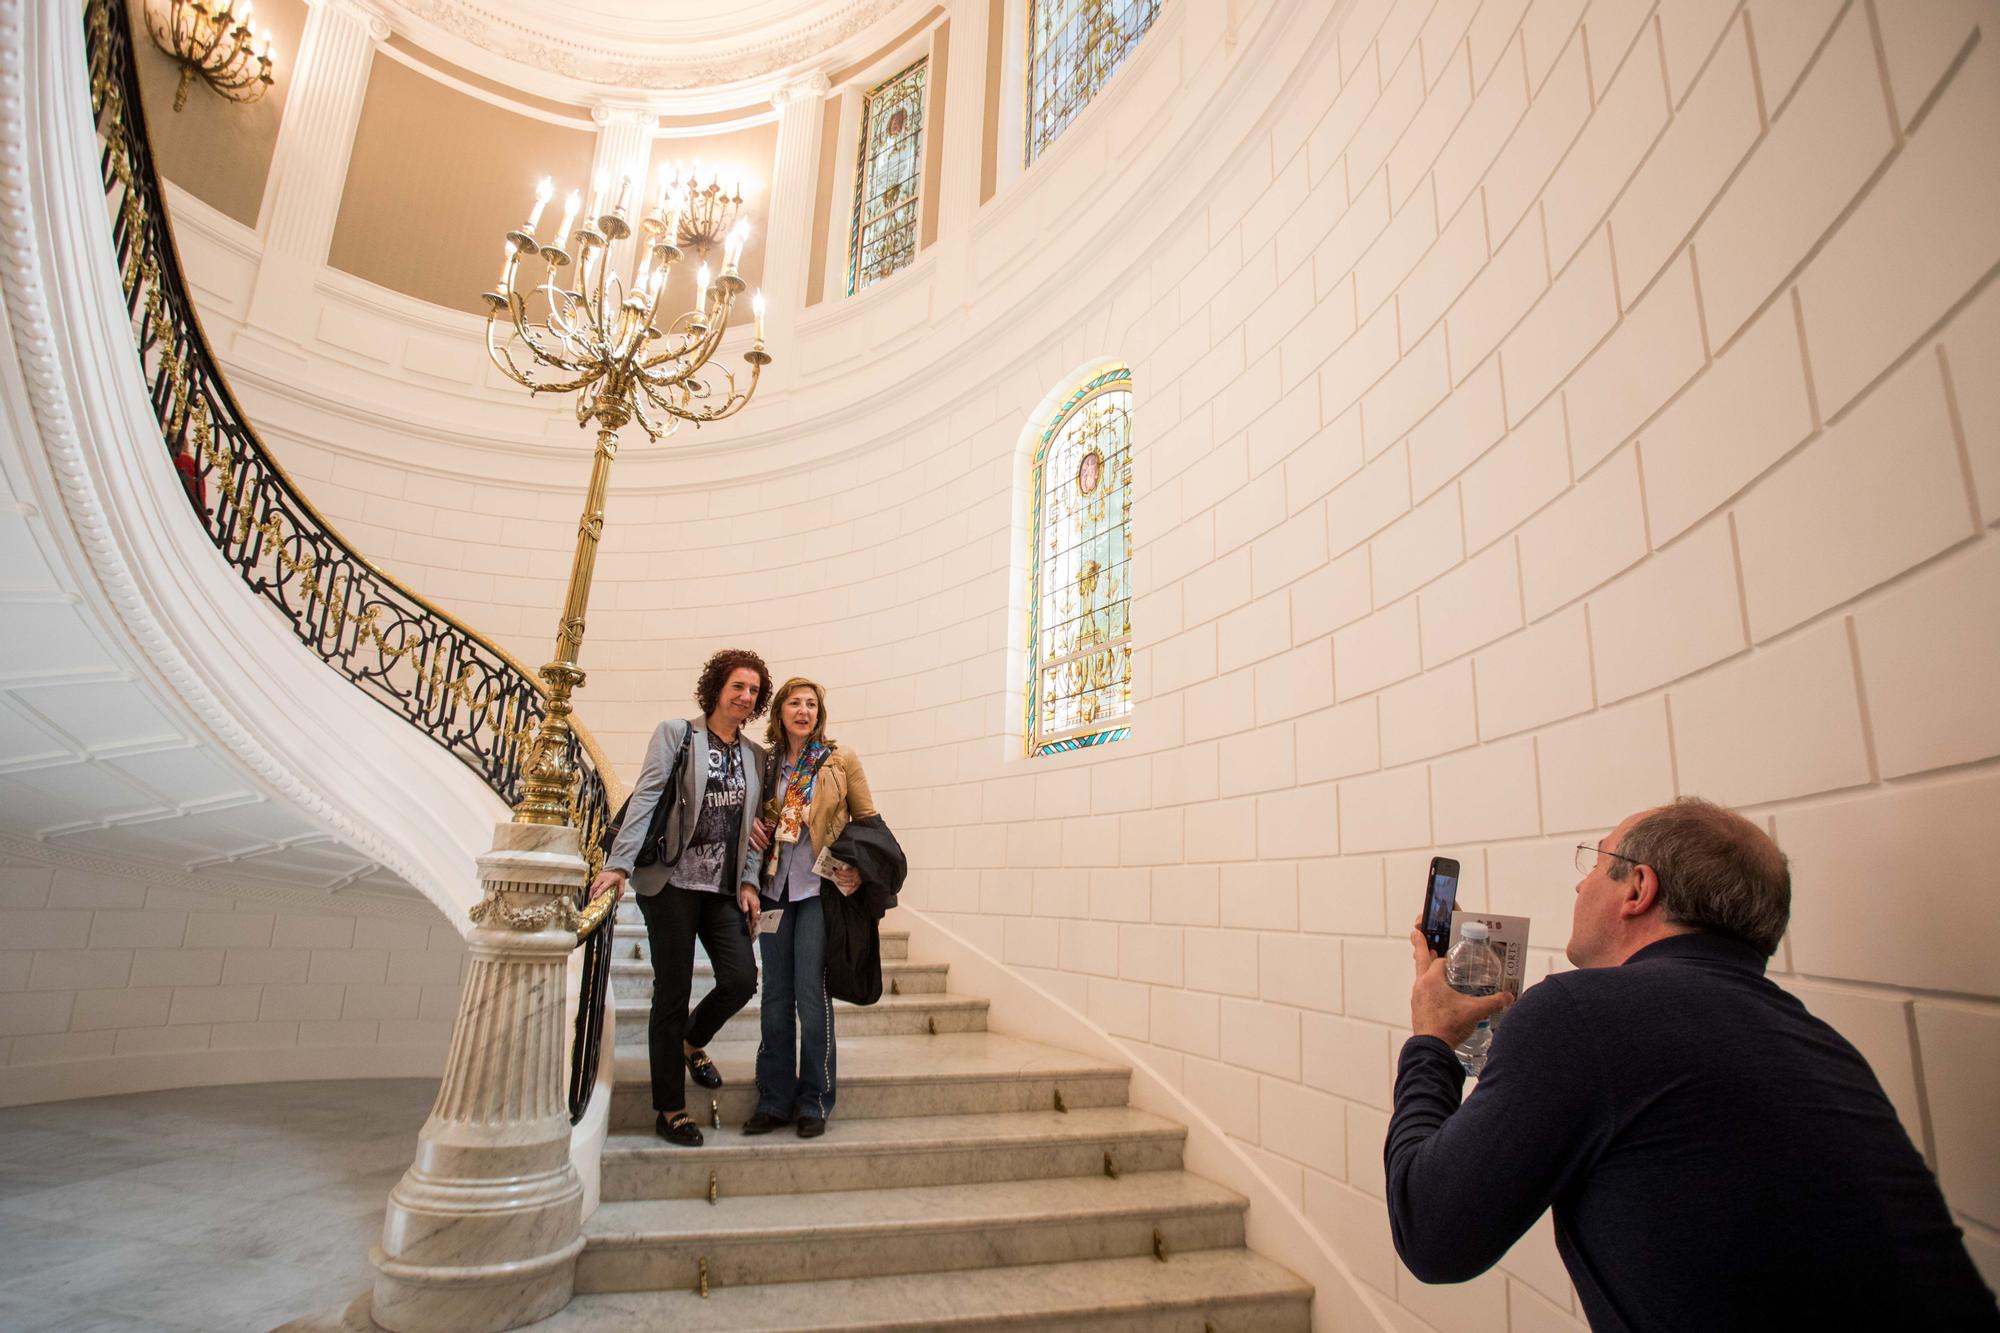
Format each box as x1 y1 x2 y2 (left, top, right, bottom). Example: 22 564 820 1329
980 0 1004 204
805 94 842 307
127 0 307 227
920 19 949 251
383 34 584 122
328 54 594 314
645 123 779 331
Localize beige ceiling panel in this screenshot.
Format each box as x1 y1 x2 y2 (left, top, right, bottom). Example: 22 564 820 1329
329 53 596 315
11 681 185 753
124 0 309 227
105 747 259 810
0 701 73 770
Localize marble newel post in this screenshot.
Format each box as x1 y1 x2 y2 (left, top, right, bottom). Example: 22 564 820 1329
370 823 588 1333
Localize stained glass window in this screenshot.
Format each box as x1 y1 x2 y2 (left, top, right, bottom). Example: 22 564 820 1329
849 57 927 293
1027 0 1162 164
1027 368 1133 756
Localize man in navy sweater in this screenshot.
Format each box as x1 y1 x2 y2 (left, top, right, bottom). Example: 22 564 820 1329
1385 797 1997 1331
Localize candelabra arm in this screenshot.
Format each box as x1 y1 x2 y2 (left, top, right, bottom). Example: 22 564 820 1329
513 413 625 825
676 358 766 424
638 294 735 378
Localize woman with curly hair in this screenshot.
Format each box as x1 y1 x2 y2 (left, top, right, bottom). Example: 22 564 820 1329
741 677 875 1138
591 648 771 1147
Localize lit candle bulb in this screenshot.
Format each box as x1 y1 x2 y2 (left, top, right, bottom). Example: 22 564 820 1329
723 221 747 274
526 176 553 232
588 171 607 220
259 28 272 59
216 0 232 16
555 189 580 247
632 249 653 299
752 289 766 341
695 262 710 317
238 0 253 30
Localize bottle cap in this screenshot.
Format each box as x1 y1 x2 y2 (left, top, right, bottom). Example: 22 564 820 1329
1459 921 1489 941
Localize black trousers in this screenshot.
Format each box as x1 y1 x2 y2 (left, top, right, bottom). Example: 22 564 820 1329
634 884 758 1114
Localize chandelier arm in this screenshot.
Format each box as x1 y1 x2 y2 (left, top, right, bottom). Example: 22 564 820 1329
678 362 763 423
637 328 705 371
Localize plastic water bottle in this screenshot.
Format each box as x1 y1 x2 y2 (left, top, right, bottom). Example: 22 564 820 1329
1445 922 1502 1077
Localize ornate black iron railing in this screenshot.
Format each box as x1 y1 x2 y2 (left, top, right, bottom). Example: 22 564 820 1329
83 0 619 1125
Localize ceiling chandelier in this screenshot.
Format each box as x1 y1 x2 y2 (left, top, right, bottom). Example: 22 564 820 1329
145 0 274 112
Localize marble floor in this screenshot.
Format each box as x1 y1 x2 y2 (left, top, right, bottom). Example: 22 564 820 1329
0 1079 432 1332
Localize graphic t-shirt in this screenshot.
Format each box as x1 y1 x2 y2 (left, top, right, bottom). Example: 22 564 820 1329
666 733 745 894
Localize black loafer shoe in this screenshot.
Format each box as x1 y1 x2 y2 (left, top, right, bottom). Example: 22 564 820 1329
796 1116 826 1139
656 1113 704 1147
685 1049 723 1089
741 1111 789 1135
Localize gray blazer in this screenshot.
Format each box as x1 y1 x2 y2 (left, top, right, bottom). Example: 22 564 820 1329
606 717 767 897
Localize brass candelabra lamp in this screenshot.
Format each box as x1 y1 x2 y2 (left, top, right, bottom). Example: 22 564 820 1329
145 0 274 112
486 172 771 826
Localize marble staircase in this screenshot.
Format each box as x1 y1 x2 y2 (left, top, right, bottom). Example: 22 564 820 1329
543 899 1315 1330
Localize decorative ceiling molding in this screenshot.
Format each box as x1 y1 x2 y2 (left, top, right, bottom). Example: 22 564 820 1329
377 0 905 94
0 831 448 923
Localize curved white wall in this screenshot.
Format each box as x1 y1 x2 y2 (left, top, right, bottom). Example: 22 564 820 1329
174 0 2000 1324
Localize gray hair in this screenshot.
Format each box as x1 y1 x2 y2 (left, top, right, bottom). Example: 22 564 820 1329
1610 797 1791 956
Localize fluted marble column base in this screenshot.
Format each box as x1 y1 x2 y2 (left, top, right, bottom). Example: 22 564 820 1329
370 822 589 1333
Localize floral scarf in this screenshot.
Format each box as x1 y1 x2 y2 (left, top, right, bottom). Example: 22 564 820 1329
765 741 830 878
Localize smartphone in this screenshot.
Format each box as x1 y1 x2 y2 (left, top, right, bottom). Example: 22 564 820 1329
1420 856 1461 956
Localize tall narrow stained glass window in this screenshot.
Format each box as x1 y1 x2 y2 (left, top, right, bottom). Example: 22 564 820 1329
848 57 927 293
1026 0 1163 163
1027 368 1133 756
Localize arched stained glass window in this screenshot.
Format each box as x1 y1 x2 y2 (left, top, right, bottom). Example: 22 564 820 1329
1027 0 1163 163
1027 367 1133 756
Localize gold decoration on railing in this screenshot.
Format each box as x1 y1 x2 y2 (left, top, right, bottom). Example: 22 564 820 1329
144 0 274 112
486 173 774 826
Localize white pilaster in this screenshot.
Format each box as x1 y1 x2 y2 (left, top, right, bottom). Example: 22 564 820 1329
241 0 387 345
760 70 831 356
588 102 655 280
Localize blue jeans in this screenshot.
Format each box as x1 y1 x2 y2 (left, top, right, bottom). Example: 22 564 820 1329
755 893 835 1120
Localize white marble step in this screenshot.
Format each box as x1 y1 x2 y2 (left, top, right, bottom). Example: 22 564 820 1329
610 1033 1131 1129
612 925 912 963
521 1249 1312 1331
615 991 989 1043
578 1171 1249 1292
610 956 948 998
600 1106 1187 1201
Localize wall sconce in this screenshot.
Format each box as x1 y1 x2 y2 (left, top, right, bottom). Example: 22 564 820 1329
145 0 274 112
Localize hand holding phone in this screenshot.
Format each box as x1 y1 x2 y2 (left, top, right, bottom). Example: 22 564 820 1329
1420 856 1461 957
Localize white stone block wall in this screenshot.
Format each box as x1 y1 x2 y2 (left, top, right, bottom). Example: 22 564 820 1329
155 0 1998 1324
0 854 464 1106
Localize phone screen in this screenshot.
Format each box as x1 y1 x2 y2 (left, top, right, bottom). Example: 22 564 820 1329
1422 858 1461 955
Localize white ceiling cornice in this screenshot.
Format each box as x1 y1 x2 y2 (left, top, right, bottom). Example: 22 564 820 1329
375 0 924 107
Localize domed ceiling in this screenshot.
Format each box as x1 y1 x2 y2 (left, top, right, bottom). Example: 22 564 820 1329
373 0 917 99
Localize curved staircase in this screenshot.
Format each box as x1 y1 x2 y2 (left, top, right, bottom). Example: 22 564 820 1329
531 901 1314 1331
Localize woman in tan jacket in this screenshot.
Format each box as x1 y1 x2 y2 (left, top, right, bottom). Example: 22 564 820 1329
741 677 875 1138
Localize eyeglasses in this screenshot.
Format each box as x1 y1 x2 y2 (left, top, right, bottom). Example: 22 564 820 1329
1574 844 1642 875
